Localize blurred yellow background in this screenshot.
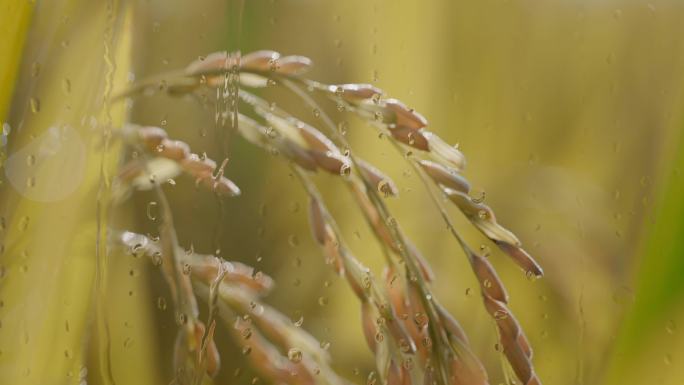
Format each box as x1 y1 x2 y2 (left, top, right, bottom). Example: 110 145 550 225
2 0 684 384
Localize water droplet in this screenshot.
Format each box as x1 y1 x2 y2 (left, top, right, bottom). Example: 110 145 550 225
318 296 328 306
339 163 351 177
493 310 508 320
413 312 428 327
613 9 622 20
62 78 71 94
176 312 187 325
157 297 167 311
146 201 158 221
287 348 303 363
667 320 676 334
288 235 299 247
472 191 486 203
408 132 415 145
293 315 304 327
152 252 163 266
238 325 252 339
367 372 377 385
31 62 40 77
399 339 411 353
377 180 391 197
402 358 413 370
288 201 300 213
29 97 40 114
337 121 348 135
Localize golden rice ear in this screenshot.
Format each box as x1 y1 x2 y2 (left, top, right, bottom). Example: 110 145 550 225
406 242 435 282
281 140 320 171
296 120 338 153
468 250 509 303
237 112 321 171
308 197 327 245
444 188 520 246
423 131 466 171
324 226 346 275
241 50 281 72
238 72 270 88
205 337 221 378
262 111 310 148
138 126 168 147
181 155 217 177
275 55 313 75
418 159 470 194
335 83 384 102
198 175 241 197
129 125 243 198
434 303 469 346
157 139 191 161
185 51 229 76
444 189 542 276
495 241 543 278
223 261 274 294
143 49 546 385
448 352 489 385
391 127 430 151
361 301 379 353
357 159 399 197
309 150 350 175
481 295 538 384
384 99 428 131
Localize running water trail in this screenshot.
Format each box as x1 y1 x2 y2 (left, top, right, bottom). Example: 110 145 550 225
95 1 119 384
212 0 244 257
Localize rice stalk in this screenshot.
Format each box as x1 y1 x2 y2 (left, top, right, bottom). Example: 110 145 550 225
113 49 545 385
118 230 352 385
